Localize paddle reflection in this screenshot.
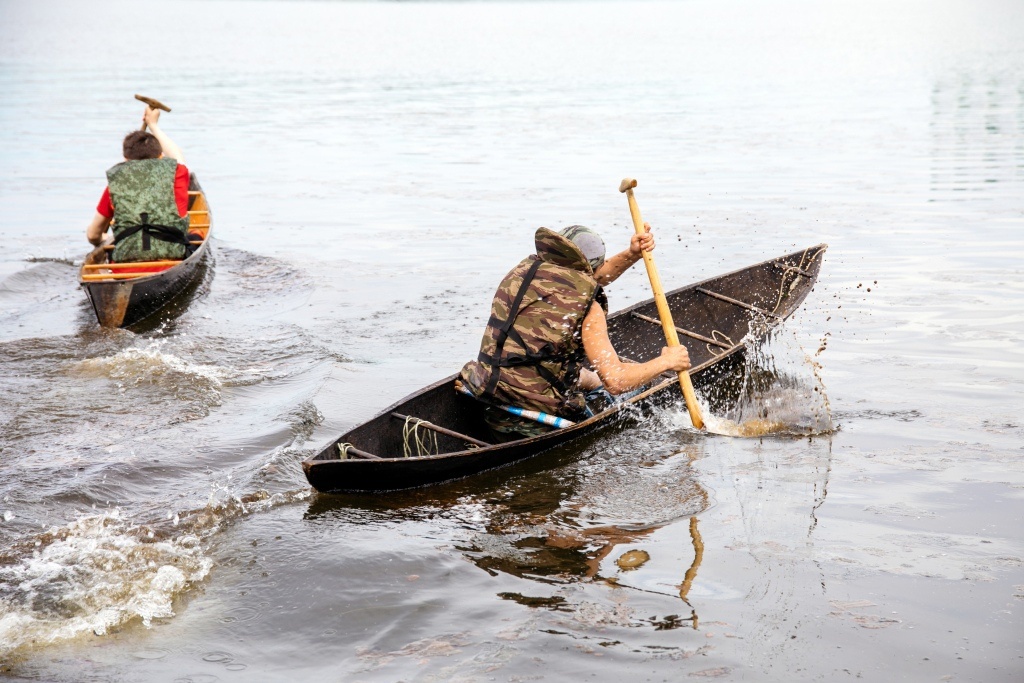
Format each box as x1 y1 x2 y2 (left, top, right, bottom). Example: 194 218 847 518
305 434 710 627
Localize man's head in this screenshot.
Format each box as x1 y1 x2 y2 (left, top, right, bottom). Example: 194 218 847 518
560 225 606 272
122 131 162 160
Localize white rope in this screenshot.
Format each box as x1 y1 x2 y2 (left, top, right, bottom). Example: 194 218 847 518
702 250 812 357
706 329 736 356
402 417 438 458
337 442 353 460
770 249 812 315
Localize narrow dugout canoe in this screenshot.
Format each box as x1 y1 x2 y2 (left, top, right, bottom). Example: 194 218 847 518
303 244 827 493
79 174 212 328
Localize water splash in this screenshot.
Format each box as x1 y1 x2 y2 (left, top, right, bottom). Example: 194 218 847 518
671 328 834 437
0 487 311 659
69 342 231 392
64 340 284 423
23 256 77 266
0 510 212 656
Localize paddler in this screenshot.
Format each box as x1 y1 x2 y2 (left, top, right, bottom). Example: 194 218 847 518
85 106 198 262
459 224 691 440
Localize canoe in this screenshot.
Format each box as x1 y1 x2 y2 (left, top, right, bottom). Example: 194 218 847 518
303 244 827 493
79 174 212 328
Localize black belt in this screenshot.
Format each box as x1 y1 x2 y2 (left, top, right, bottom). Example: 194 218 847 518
113 212 188 251
483 259 543 396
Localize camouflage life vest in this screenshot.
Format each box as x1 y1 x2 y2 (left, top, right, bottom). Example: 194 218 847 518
459 227 607 418
106 158 190 262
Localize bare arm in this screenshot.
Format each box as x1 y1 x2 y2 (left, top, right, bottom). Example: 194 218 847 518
593 221 654 286
86 212 112 246
581 302 690 395
143 108 185 164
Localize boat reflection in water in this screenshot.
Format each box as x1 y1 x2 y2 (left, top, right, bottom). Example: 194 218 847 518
305 435 711 630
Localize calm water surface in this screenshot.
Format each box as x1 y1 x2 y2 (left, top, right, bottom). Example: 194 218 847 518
0 0 1022 680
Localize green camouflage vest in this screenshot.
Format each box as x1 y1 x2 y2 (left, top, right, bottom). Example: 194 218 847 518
459 227 607 418
106 158 189 262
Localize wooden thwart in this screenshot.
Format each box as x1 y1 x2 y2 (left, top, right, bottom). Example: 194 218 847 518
81 272 167 281
696 287 782 319
83 260 182 270
771 261 813 278
337 445 382 460
630 312 732 349
391 412 490 447
102 241 203 250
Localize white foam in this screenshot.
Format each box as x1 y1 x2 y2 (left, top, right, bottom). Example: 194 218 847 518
0 510 211 656
70 341 231 390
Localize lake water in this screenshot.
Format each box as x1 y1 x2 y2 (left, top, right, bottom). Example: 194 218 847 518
1 0 1022 680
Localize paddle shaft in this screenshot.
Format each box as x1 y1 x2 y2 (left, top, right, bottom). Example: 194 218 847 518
622 185 705 430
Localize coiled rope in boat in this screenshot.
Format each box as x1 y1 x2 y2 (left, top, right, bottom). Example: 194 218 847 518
402 416 438 458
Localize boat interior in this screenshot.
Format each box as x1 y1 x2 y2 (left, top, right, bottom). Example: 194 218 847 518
80 187 210 281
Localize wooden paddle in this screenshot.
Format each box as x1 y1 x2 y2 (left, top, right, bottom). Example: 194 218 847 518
619 178 705 430
135 94 171 131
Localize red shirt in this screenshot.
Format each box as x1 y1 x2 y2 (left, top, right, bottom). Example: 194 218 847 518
96 162 190 219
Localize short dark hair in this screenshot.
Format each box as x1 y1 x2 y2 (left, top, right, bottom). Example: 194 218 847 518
122 131 162 160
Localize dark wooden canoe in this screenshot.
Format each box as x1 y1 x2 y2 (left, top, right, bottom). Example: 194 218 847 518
79 174 212 328
303 244 827 493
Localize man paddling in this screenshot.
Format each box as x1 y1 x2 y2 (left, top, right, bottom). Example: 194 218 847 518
85 107 194 262
459 224 691 440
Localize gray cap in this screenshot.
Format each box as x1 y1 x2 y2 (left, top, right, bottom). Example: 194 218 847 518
560 225 606 272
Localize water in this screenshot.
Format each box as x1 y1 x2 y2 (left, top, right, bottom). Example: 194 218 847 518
1 0 1022 679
